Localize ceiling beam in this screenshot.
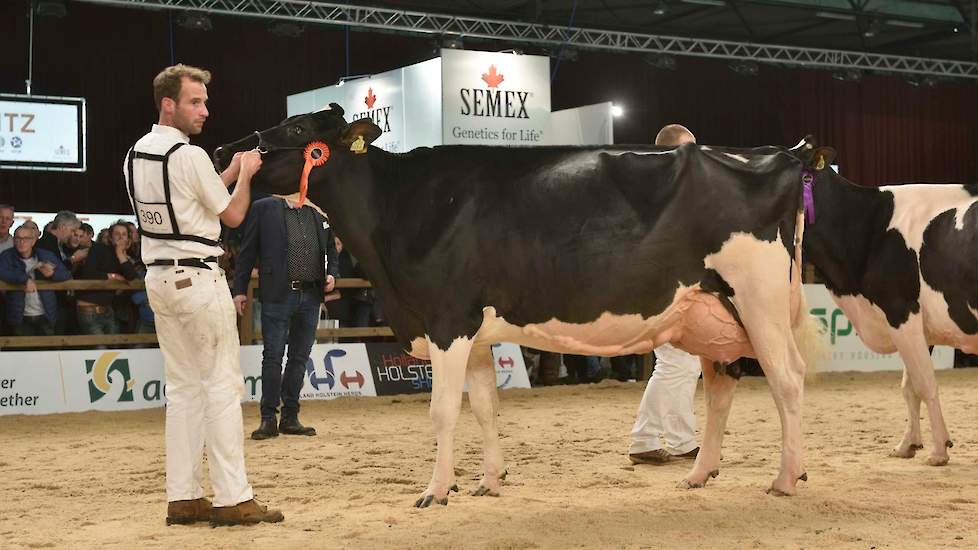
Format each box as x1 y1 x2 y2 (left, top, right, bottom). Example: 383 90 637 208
71 0 978 78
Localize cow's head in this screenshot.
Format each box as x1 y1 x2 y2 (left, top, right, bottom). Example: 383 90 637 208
788 135 836 172
213 103 382 200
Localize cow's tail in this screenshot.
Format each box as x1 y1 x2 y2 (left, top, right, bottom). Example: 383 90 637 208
790 210 829 383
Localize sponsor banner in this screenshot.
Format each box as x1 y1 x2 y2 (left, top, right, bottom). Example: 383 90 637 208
365 342 530 396
441 49 551 146
300 344 377 399
2 342 527 416
367 343 432 395
0 352 65 415
491 343 531 390
61 349 168 412
804 284 953 372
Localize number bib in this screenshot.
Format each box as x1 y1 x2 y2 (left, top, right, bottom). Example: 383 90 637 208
135 202 173 233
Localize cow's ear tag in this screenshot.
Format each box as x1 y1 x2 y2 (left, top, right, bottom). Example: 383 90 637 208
350 135 366 154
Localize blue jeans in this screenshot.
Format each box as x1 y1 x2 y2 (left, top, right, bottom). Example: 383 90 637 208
77 307 118 335
259 288 321 420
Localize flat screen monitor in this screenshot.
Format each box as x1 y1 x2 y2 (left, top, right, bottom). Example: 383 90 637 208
0 93 86 172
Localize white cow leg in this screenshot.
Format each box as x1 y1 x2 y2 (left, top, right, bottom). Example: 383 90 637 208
889 368 924 458
756 337 807 496
728 277 807 495
892 319 952 466
680 357 735 489
415 336 473 507
466 345 506 497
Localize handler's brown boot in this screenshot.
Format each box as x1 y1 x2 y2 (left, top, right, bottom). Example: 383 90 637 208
211 498 284 526
166 497 213 525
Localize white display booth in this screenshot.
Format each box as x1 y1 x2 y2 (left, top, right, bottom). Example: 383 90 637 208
287 49 614 149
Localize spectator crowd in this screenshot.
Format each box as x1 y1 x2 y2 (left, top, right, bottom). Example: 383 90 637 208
0 204 387 340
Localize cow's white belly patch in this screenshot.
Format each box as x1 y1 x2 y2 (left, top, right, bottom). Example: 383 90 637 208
919 281 978 352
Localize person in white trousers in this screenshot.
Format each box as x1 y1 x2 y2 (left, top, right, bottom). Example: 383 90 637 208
126 64 282 526
629 124 704 465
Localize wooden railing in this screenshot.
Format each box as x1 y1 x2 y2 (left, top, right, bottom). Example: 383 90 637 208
0 277 394 349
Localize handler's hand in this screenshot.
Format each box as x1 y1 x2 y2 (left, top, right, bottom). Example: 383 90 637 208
233 294 248 316
239 150 262 179
324 275 336 293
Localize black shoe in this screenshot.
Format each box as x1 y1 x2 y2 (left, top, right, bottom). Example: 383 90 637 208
251 418 279 440
279 416 316 436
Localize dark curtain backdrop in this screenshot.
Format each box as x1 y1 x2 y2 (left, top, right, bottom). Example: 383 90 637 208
1 0 976 214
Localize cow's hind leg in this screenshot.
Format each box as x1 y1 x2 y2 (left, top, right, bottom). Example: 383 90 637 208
679 357 735 489
466 345 506 497
891 318 952 466
889 369 924 458
414 337 473 508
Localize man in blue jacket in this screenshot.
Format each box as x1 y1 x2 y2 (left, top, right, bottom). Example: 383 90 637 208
233 196 339 440
0 225 72 335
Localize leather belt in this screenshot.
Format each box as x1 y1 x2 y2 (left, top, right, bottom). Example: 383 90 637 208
289 280 319 291
77 304 111 314
148 256 218 270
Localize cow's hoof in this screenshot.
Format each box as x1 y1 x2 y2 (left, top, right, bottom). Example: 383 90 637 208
677 470 717 490
470 486 500 497
677 478 702 490
889 442 923 459
412 485 458 508
925 455 949 467
889 447 917 459
766 479 799 496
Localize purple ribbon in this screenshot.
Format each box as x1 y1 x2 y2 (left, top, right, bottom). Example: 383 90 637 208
802 170 816 224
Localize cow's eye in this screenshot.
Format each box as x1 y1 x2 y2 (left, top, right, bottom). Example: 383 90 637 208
292 126 304 135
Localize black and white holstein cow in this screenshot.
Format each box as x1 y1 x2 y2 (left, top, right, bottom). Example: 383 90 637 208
801 138 978 466
214 105 827 506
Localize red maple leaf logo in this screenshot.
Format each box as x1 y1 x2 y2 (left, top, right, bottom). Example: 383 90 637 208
481 65 504 88
364 87 377 109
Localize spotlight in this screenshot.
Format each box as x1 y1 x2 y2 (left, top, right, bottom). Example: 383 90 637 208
906 75 939 88
611 104 624 117
729 60 759 76
653 1 669 16
863 19 883 38
645 53 677 70
831 68 862 82
443 37 464 50
177 12 213 32
336 74 371 87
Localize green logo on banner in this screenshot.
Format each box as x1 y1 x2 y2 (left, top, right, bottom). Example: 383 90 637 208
86 352 135 403
811 307 853 345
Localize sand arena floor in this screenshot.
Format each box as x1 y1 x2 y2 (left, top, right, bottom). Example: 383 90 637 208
2 369 977 549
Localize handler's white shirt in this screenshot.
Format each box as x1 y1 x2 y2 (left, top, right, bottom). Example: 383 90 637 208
124 124 231 263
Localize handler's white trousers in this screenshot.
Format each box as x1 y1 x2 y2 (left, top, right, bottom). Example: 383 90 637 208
146 264 254 507
628 343 701 455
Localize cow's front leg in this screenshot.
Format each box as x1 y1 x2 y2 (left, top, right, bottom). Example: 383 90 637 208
891 320 951 466
465 345 506 497
415 336 473 508
680 357 735 489
889 369 924 458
